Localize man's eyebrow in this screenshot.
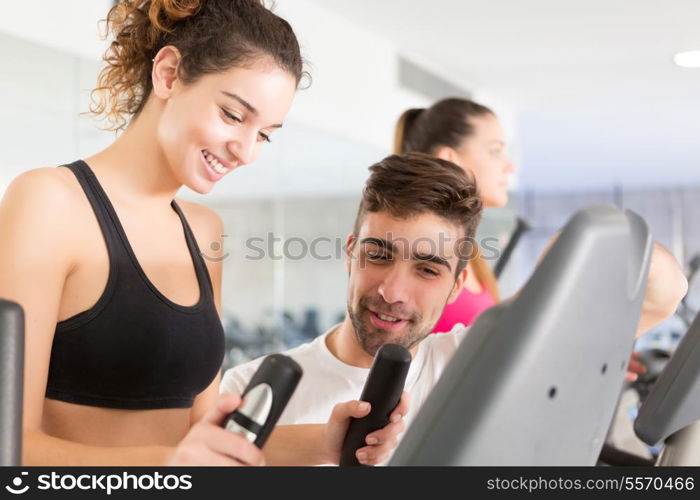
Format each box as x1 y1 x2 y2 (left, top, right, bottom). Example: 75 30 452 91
414 252 452 272
359 238 452 270
220 91 284 128
360 237 395 253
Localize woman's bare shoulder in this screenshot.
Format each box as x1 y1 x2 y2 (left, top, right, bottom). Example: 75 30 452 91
0 166 90 254
174 199 224 240
174 200 225 279
2 166 85 211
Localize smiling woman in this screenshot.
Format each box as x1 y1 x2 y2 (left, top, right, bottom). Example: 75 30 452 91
0 0 405 467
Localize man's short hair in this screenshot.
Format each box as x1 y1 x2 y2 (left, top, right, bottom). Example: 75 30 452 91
353 153 483 275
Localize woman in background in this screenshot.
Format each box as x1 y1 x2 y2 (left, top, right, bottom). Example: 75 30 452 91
394 99 666 384
394 98 514 331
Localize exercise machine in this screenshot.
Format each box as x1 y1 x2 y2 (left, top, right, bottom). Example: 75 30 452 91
634 308 700 466
391 205 652 465
0 298 24 466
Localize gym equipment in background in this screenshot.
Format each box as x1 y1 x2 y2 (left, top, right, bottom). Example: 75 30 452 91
0 298 24 466
677 253 700 328
634 309 700 465
390 205 652 465
493 216 532 279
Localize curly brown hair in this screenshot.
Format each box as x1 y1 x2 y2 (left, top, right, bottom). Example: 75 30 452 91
90 0 305 131
353 153 483 276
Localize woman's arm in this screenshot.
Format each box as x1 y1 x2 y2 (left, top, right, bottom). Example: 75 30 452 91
190 372 222 427
182 201 225 427
536 233 687 336
636 241 688 336
0 169 88 465
1 170 175 465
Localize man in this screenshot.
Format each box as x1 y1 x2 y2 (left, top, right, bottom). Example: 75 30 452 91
222 153 687 442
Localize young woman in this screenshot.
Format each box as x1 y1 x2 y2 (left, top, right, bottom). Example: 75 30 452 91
0 0 406 465
393 99 687 379
394 98 514 331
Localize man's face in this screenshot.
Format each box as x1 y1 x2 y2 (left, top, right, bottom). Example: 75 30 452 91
345 211 467 356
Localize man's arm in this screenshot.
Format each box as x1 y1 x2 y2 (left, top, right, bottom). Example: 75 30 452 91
264 394 409 466
221 364 409 465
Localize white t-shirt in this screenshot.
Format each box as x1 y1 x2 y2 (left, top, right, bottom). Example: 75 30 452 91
220 323 468 429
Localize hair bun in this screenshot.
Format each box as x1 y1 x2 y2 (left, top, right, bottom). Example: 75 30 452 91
147 0 202 33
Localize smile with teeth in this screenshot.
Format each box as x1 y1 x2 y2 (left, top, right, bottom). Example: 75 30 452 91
202 150 230 175
376 312 402 323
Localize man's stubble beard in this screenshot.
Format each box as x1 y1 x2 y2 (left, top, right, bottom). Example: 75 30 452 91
346 294 440 357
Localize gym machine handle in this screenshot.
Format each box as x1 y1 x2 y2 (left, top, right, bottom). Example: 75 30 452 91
224 354 302 449
339 343 411 466
0 298 24 466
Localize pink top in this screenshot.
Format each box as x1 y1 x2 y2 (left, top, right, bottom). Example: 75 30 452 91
432 284 497 333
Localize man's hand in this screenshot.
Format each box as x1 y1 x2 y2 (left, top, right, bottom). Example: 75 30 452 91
320 392 410 465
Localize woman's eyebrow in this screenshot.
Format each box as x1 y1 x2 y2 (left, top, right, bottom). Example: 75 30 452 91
220 91 284 128
221 91 257 114
221 90 282 128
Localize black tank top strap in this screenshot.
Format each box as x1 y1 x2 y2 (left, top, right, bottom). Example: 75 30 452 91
63 160 125 264
171 199 216 300
56 161 121 331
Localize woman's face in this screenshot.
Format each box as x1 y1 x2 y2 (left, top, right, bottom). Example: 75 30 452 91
157 59 297 194
450 113 515 207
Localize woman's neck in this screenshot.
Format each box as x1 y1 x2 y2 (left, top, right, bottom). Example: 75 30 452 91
84 100 183 208
463 260 484 294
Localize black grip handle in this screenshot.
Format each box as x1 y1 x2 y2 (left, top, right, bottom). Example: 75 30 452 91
228 354 302 448
339 343 411 466
0 298 24 466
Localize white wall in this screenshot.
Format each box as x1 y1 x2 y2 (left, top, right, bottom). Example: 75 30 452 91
0 33 114 195
275 0 430 151
0 0 111 60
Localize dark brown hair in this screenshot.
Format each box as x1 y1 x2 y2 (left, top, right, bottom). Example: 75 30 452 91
91 0 306 131
394 98 494 155
353 153 482 276
394 98 500 299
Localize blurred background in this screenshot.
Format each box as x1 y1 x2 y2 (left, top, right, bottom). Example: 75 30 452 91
1 0 699 369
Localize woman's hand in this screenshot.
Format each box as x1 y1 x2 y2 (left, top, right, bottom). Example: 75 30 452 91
319 392 410 465
167 393 265 466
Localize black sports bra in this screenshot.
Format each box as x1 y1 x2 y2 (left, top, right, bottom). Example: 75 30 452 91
45 160 225 409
